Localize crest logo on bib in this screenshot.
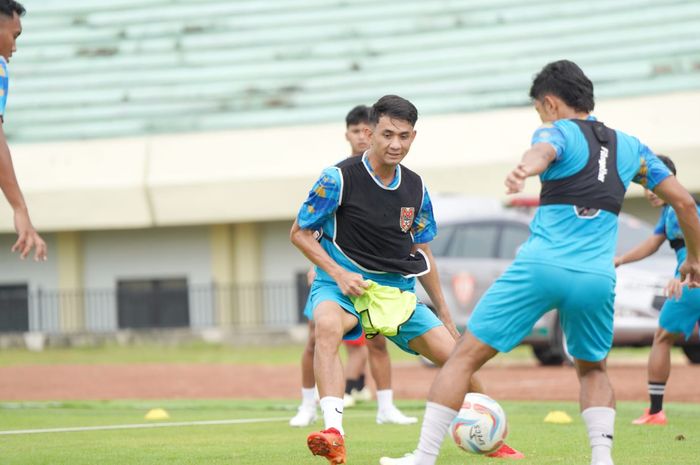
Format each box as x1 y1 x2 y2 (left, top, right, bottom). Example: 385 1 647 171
400 207 415 233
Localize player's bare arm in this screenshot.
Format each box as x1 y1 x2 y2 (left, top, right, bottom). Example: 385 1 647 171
414 242 459 340
0 124 46 261
504 142 557 194
652 176 700 286
614 234 665 267
290 219 367 296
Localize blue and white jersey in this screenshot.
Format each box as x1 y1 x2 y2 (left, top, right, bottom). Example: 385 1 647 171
297 154 437 290
516 117 672 278
654 204 700 274
0 57 9 119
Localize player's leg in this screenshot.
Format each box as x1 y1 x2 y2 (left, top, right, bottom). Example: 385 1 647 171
313 300 360 432
368 334 417 425
559 269 616 465
307 299 360 464
634 287 700 425
631 328 677 425
397 309 484 393
290 320 319 427
575 359 615 465
342 338 368 407
408 332 498 465
381 262 551 464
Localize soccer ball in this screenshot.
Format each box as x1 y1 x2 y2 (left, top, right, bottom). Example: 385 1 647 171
450 393 508 455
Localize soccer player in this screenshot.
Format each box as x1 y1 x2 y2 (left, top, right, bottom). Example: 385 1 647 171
614 155 700 426
290 105 417 428
0 0 46 261
379 61 700 465
291 95 521 464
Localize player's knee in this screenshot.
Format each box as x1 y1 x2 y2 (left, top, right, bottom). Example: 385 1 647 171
313 314 344 345
654 328 680 345
574 358 606 377
368 335 388 353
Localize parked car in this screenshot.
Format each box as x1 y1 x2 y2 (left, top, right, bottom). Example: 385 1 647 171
416 195 700 365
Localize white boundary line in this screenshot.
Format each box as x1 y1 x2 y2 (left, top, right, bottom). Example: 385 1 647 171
0 416 291 436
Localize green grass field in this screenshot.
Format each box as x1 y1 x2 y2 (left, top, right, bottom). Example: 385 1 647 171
0 342 688 366
0 399 698 465
0 343 696 464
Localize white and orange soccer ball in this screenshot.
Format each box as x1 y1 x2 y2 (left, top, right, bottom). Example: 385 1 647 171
450 393 508 455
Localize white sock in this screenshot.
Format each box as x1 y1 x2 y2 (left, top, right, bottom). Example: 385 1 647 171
319 396 345 435
582 407 615 465
376 389 394 412
301 387 317 409
414 402 458 465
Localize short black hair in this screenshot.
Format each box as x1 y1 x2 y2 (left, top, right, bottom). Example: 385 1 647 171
0 0 25 18
656 154 676 175
345 105 370 127
369 95 418 127
530 60 594 113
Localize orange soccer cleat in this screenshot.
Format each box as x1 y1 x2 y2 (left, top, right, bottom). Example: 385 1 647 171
632 409 667 425
307 427 346 464
486 443 526 459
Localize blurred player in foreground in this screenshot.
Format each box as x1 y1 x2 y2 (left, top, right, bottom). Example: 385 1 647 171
0 0 46 261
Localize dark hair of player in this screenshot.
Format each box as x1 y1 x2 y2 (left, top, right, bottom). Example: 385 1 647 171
656 154 677 176
369 95 418 127
530 60 595 113
345 105 370 128
0 0 25 18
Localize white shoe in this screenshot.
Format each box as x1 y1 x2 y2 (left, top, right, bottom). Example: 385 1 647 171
343 393 356 408
289 407 317 427
351 386 373 402
379 452 415 465
376 407 418 425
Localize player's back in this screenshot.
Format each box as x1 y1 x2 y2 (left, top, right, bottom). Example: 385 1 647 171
516 118 669 278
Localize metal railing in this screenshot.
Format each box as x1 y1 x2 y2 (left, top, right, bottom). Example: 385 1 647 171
0 281 304 334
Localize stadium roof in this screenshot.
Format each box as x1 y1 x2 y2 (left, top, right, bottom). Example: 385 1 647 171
6 0 700 142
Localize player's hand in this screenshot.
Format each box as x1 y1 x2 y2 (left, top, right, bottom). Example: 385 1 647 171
335 270 368 297
434 306 460 340
306 267 317 286
504 163 528 194
613 256 624 268
679 257 700 289
12 210 47 261
444 321 460 341
665 278 684 300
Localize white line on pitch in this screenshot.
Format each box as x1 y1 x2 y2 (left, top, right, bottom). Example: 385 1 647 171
0 416 292 436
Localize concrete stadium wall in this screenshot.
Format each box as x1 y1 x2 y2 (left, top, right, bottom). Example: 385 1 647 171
2 91 698 233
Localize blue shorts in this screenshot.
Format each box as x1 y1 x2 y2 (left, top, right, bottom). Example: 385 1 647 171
468 261 616 362
659 285 700 339
305 279 442 354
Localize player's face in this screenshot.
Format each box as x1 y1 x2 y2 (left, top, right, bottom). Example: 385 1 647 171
0 13 21 62
644 188 665 208
366 116 416 167
345 122 370 156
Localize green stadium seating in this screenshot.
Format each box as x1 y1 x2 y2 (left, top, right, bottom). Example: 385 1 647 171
6 0 700 142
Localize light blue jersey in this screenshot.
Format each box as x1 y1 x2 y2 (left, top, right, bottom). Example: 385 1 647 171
0 57 9 119
297 154 437 290
653 205 700 339
654 204 700 276
469 116 674 361
517 117 672 278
